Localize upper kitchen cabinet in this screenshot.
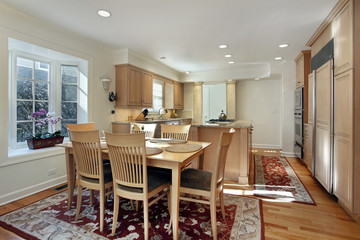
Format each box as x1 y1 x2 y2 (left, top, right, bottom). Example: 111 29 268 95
334 1 353 76
174 81 184 109
295 50 311 123
115 64 153 107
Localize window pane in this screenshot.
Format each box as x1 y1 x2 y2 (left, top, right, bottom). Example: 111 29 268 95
16 57 33 79
62 85 77 101
17 79 33 100
34 62 49 81
35 101 48 113
61 102 77 120
35 82 49 100
62 66 78 84
17 122 33 142
61 119 77 137
17 101 32 121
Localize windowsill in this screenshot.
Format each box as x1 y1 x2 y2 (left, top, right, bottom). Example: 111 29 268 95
3 146 66 168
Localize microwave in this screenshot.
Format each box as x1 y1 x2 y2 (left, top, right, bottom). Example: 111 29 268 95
295 87 303 110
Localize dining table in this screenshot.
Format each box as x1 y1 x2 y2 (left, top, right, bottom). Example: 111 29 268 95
57 139 211 240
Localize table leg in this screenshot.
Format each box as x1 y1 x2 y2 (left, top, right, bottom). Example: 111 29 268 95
171 165 180 239
198 152 205 170
65 148 75 210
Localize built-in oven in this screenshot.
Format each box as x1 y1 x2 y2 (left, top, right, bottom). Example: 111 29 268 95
294 109 303 146
295 87 304 110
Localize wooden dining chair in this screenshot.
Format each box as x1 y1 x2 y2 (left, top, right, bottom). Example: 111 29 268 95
177 129 234 240
160 124 191 141
105 132 171 239
69 130 113 232
130 123 157 138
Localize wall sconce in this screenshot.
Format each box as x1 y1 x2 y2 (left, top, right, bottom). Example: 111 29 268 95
100 78 111 91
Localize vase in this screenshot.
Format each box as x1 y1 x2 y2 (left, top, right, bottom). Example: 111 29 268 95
27 136 64 150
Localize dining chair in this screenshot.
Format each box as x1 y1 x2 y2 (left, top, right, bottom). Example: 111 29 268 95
130 123 157 138
160 124 191 141
105 132 171 239
177 129 234 240
69 130 113 232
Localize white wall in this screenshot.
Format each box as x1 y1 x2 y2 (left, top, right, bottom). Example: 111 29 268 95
0 3 115 204
236 79 282 149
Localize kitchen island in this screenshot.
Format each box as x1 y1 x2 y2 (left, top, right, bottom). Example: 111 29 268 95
190 121 253 184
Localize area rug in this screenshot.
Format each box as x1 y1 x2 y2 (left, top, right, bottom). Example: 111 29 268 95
0 189 264 240
254 154 315 205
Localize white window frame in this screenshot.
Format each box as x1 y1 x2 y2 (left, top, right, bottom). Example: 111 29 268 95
8 50 81 149
149 79 164 113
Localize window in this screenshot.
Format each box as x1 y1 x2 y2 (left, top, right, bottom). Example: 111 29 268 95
151 79 164 112
8 51 84 148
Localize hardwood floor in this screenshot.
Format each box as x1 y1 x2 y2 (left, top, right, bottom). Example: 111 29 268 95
1 148 360 239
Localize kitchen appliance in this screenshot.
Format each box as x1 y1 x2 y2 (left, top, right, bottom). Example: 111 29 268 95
218 110 227 120
294 109 303 146
295 87 303 110
294 87 304 159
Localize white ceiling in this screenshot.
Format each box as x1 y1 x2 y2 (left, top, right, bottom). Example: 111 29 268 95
0 0 338 79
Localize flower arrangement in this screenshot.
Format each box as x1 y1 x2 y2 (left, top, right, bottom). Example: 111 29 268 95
28 108 63 139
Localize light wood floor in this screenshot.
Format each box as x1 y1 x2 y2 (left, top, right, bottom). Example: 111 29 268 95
1 148 360 239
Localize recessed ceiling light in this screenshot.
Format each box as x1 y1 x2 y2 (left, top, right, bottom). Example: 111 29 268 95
255 78 260 80
228 61 235 64
279 43 289 48
225 54 232 58
160 56 166 60
185 71 190 74
274 57 283 60
219 44 228 49
97 9 111 18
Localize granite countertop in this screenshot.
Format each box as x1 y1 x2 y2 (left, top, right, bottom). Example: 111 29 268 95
113 118 192 124
192 120 253 129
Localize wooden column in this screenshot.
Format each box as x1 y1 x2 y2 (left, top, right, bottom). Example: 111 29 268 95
193 82 203 125
226 80 236 119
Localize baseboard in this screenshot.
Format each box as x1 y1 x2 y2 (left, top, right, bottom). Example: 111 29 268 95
0 175 67 206
281 152 296 157
252 144 281 149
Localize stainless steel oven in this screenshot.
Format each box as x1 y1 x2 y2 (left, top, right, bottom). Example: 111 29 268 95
295 87 304 110
295 109 303 146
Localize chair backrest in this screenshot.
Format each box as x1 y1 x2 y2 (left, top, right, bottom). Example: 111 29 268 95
105 132 148 192
69 130 103 180
211 130 235 190
160 124 191 141
66 122 95 140
130 123 157 138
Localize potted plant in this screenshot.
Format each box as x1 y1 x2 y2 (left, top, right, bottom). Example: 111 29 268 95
27 109 64 149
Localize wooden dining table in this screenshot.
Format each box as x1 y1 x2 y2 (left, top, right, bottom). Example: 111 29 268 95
57 139 211 239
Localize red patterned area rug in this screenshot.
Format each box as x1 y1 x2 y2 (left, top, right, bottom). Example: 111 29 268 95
0 189 264 240
254 154 315 205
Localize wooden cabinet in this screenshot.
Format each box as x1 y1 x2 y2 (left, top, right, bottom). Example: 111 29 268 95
314 61 332 192
164 82 174 109
174 82 184 109
308 73 314 124
304 124 312 172
334 69 353 211
334 1 353 76
295 50 311 123
115 64 153 107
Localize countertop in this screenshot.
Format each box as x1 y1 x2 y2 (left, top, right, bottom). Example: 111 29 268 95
112 118 192 124
192 120 253 129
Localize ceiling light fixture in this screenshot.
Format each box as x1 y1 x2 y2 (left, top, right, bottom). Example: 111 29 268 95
185 71 190 74
160 56 166 60
219 44 228 49
274 57 283 60
228 61 235 64
97 9 111 18
225 54 232 58
279 43 289 48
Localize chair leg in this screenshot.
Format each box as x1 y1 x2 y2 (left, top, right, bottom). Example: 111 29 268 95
130 200 135 210
75 185 83 221
112 194 120 236
90 189 94 206
210 196 218 240
136 200 140 211
219 190 226 220
167 187 172 230
143 198 149 240
99 187 105 232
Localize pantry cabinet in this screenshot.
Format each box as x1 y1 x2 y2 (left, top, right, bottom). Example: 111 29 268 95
295 50 311 123
115 64 153 107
